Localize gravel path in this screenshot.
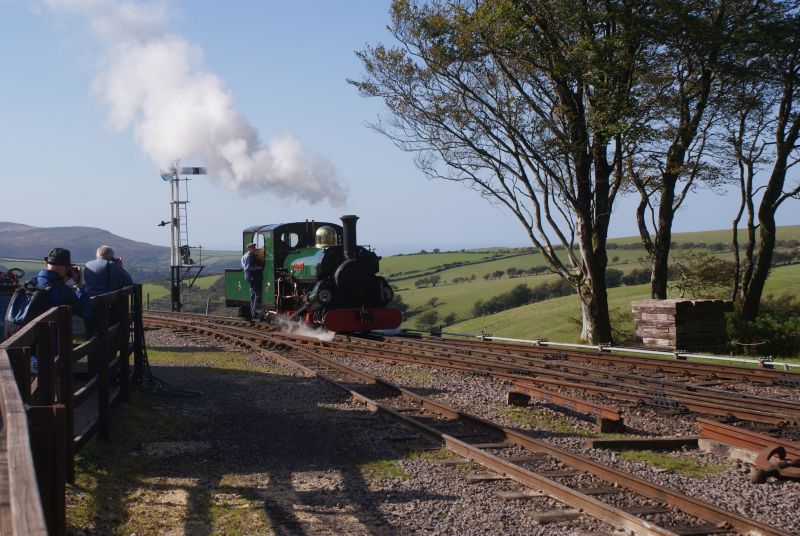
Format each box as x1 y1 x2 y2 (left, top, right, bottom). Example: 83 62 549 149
82 328 618 535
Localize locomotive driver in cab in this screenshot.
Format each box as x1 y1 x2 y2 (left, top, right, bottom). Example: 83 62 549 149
241 242 264 320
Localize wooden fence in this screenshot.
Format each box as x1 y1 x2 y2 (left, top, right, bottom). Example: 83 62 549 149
0 284 144 535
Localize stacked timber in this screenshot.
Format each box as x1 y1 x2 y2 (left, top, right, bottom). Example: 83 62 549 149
630 299 733 353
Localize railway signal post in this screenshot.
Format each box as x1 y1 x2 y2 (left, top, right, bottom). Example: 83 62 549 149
160 163 206 312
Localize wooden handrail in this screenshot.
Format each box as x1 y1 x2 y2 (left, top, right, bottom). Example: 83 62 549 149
0 348 48 536
0 284 143 536
1 307 61 349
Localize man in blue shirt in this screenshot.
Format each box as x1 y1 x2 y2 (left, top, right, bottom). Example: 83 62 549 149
84 245 133 297
241 242 263 319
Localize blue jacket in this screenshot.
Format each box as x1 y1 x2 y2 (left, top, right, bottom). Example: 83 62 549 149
36 270 92 321
241 251 263 273
83 259 133 297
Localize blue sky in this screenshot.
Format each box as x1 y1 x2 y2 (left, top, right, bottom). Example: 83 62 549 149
1 0 796 255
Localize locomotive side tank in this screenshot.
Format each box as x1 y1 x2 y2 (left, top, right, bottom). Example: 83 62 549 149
224 215 401 332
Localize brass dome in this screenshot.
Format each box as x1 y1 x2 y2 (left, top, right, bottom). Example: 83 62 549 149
315 226 337 248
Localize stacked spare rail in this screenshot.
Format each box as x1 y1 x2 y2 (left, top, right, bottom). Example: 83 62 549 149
143 310 799 535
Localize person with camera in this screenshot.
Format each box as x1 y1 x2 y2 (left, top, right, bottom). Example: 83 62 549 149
36 247 93 322
83 245 133 297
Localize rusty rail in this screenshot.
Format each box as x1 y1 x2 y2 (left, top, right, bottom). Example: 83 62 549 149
144 312 792 536
143 312 800 425
267 331 800 425
697 418 800 458
0 284 143 536
403 329 800 373
400 332 800 382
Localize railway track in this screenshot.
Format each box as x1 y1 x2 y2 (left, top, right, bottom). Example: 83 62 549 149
408 336 800 384
143 311 795 536
262 328 800 426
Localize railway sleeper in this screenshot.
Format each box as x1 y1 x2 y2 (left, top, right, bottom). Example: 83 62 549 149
145 314 792 536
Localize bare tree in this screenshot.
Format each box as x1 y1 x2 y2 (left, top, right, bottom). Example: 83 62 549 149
626 0 749 299
351 0 650 342
726 6 800 319
726 78 772 302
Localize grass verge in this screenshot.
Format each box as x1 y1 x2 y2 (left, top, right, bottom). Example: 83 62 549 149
620 450 725 478
67 351 277 535
503 407 598 438
357 459 410 481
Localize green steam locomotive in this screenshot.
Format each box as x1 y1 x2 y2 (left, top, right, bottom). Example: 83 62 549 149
224 215 401 332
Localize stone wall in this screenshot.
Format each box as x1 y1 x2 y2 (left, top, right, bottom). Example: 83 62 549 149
631 299 733 353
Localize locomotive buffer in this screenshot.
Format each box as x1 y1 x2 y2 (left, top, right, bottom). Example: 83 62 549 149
160 164 206 312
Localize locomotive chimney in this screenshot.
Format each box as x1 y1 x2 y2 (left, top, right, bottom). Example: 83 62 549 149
341 214 359 260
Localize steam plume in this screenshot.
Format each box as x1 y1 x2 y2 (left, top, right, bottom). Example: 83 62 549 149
43 0 346 205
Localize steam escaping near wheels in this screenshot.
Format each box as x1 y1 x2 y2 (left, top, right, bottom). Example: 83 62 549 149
277 318 336 342
41 0 346 206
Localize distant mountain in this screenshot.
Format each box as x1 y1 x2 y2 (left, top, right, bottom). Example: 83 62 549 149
0 222 169 267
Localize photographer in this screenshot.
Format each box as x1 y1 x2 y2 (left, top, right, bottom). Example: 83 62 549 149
83 245 133 297
36 248 92 322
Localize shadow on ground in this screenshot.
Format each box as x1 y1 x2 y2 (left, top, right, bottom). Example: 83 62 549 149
67 356 453 535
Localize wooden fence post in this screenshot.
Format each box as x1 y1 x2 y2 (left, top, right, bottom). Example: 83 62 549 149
33 323 54 406
28 404 66 536
56 307 75 484
95 300 110 440
117 291 131 403
7 347 32 404
133 285 145 384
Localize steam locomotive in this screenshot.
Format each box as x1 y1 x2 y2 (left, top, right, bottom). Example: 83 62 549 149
224 215 402 332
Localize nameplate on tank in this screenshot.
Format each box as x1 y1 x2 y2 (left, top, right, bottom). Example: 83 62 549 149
292 261 305 271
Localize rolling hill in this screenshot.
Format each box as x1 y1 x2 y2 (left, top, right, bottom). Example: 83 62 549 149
0 222 240 273
0 222 169 266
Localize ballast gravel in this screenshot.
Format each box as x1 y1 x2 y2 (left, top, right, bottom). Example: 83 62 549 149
142 329 617 534
328 351 800 535
141 328 800 535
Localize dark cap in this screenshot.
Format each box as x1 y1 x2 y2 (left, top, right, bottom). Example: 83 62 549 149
44 248 72 267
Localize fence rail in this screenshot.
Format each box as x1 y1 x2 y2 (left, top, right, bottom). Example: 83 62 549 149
0 284 143 535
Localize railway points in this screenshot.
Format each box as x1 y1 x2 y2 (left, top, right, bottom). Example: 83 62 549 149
133 311 800 535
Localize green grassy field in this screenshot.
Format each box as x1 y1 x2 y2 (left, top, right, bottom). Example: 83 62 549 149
192 274 222 290
447 263 800 342
0 259 43 277
141 282 170 301
5 225 798 343
195 249 240 266
141 274 221 302
669 225 800 245
381 225 800 337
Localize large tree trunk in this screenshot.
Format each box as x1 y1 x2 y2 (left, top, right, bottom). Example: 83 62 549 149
578 282 613 343
741 217 775 320
574 144 614 344
740 158 788 319
649 172 677 299
740 81 799 320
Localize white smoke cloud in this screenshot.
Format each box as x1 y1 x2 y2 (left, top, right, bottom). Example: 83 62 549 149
43 0 346 205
